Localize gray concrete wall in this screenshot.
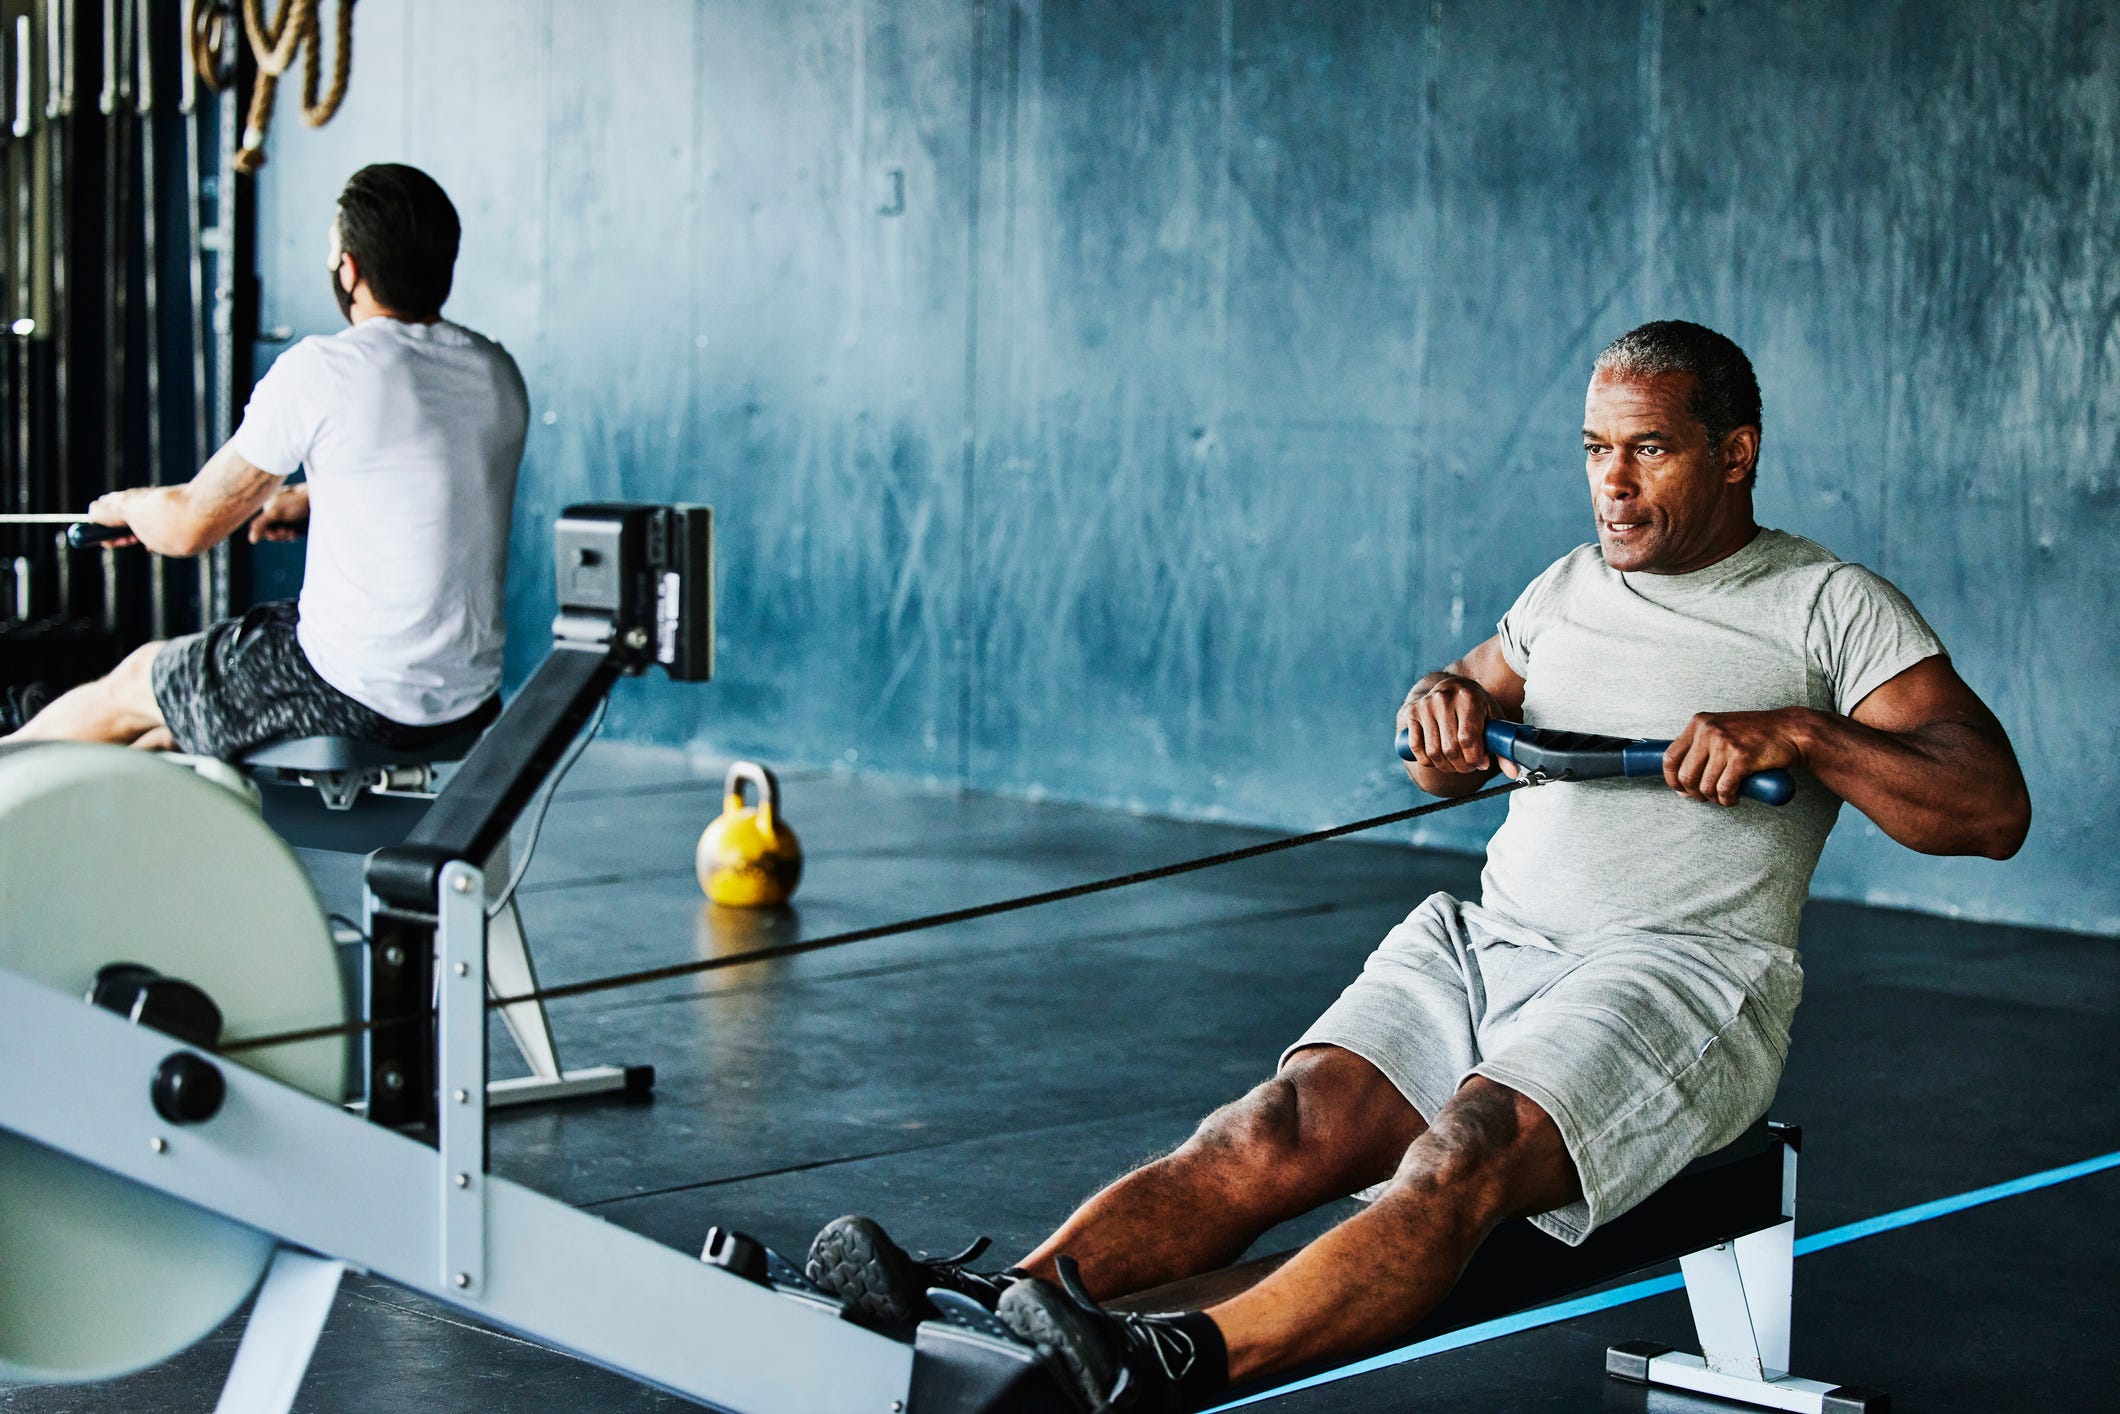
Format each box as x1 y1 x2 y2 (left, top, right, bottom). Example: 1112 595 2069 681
251 1 2119 935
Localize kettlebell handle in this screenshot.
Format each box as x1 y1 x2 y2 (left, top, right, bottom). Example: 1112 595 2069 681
723 761 781 834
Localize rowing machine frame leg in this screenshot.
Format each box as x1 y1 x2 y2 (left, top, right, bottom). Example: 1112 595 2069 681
479 835 649 1109
212 1249 347 1414
1607 1134 1890 1412
484 890 644 1108
328 807 649 1112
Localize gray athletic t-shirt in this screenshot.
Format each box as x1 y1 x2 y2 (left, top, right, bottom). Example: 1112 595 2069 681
1477 529 1944 955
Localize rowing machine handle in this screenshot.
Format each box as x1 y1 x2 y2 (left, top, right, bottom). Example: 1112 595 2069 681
1394 720 1796 807
65 522 131 549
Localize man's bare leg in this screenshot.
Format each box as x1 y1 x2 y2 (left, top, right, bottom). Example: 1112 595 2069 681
1014 1045 1427 1300
1207 1075 1580 1383
1 643 169 746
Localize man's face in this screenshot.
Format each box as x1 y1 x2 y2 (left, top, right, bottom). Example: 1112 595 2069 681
1581 371 1749 574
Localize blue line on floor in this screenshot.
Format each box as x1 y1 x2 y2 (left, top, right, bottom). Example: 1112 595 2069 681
1209 1146 2120 1410
1793 1149 2120 1255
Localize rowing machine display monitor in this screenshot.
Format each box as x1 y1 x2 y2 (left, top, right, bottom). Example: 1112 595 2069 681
553 503 713 680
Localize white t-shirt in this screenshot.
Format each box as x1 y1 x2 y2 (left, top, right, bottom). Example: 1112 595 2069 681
231 318 529 725
1478 529 1945 956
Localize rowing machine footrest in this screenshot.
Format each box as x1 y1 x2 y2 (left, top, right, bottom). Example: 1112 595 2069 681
698 1227 845 1316
909 1291 1079 1414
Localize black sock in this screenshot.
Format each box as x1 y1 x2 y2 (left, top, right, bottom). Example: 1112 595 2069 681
1161 1310 1229 1406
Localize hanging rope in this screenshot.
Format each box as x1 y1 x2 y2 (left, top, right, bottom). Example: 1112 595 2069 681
226 0 356 173
188 1 237 93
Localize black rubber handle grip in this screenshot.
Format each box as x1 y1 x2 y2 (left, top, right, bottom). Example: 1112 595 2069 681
65 522 132 548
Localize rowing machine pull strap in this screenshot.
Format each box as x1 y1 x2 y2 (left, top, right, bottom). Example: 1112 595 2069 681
1396 720 1796 806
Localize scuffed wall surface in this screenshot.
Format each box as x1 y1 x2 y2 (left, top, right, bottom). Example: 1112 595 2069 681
253 1 2118 934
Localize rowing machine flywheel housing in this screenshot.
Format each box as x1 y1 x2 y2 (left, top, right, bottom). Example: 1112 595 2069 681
0 746 347 1382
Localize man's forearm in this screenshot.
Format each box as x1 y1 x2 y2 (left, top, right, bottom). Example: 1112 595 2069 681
115 487 222 557
1786 707 2030 858
95 444 282 556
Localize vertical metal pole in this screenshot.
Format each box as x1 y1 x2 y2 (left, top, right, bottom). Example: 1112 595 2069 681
206 1 246 621
133 0 163 636
10 12 35 618
45 0 75 619
178 0 209 628
97 0 124 637
2 9 19 615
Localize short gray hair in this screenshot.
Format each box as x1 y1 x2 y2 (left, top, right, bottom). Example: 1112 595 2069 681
1593 321 1763 482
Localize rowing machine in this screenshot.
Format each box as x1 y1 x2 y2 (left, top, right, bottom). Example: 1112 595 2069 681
0 502 1074 1411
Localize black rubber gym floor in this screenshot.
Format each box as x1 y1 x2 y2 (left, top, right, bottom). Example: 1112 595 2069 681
5 746 2114 1412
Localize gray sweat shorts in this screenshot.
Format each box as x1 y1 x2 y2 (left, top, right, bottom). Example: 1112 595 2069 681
150 600 498 761
1281 891 1801 1244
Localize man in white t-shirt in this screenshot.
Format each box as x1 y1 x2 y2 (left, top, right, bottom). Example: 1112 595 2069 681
3 164 528 758
800 322 2033 1412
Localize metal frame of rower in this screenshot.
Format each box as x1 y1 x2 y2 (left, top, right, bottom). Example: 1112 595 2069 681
238 715 652 1112
0 504 1886 1411
357 504 708 1127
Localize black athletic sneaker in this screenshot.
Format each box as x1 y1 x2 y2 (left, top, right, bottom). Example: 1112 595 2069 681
805 1215 1021 1324
996 1257 1226 1413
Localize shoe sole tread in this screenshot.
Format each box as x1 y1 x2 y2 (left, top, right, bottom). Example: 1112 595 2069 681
998 1283 1119 1410
804 1217 925 1324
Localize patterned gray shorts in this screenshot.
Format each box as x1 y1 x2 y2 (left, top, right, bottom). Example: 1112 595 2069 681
1282 891 1801 1244
149 600 497 761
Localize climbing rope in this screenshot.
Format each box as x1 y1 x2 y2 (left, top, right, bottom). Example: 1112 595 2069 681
217 780 1525 1055
222 0 355 173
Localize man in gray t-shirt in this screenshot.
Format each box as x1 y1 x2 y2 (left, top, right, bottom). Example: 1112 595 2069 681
802 321 2032 1412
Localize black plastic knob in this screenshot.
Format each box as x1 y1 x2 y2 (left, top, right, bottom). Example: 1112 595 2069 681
152 1052 226 1125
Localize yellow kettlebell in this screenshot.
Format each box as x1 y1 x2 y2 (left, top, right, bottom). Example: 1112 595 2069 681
696 762 803 907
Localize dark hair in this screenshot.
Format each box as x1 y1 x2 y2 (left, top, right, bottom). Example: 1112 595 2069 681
335 164 461 317
1592 320 1763 482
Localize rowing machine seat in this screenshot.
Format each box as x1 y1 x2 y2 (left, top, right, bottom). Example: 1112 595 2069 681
238 724 491 852
239 724 489 777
